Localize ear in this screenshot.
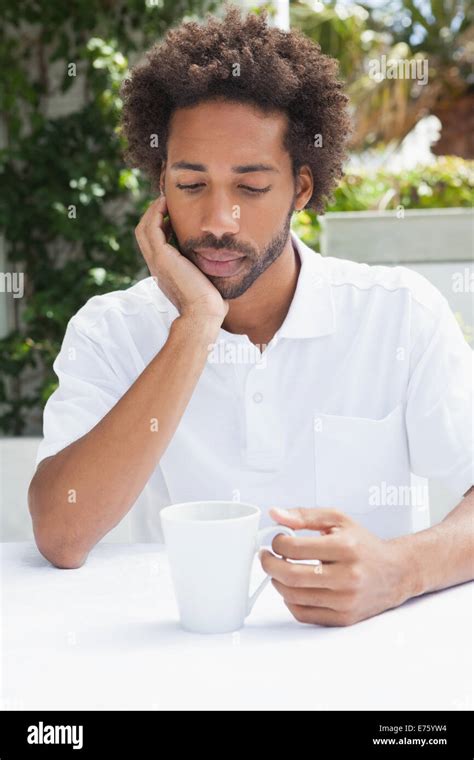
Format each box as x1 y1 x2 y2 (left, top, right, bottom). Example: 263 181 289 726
294 165 313 210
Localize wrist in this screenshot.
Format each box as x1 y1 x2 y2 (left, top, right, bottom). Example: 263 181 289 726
171 313 223 343
388 534 425 603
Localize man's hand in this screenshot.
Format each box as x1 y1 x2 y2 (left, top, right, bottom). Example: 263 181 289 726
135 195 229 323
260 507 416 627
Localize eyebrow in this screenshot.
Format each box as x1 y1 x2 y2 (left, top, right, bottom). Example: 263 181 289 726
170 161 279 174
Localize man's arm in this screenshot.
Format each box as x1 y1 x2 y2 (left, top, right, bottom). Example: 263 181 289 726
29 195 227 570
28 315 222 569
390 485 474 599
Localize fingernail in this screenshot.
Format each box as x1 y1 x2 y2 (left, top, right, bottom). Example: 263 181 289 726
272 508 291 519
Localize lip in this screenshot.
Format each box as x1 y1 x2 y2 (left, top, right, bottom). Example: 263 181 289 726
195 250 246 277
195 248 245 262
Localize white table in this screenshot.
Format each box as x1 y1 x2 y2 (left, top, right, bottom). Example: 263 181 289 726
1 542 472 711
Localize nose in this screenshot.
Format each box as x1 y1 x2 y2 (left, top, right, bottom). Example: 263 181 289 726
200 192 240 239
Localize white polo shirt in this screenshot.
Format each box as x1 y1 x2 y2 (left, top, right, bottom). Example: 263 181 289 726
35 230 473 543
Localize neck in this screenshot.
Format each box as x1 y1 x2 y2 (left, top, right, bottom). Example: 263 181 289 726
222 236 300 347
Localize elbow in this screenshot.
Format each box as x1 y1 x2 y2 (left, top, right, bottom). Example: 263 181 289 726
35 534 88 569
44 554 84 570
33 526 88 569
29 479 88 570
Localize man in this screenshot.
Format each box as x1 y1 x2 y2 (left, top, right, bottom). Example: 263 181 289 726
29 6 473 627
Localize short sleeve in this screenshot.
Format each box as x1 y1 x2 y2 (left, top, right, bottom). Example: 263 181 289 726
406 296 473 500
35 317 126 468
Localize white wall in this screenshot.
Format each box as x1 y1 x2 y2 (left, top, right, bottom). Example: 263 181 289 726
0 437 132 543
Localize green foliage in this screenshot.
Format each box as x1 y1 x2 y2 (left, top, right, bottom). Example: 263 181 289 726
0 0 219 434
292 0 473 150
292 156 474 249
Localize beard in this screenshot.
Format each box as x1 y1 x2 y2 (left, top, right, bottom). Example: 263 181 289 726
177 201 296 300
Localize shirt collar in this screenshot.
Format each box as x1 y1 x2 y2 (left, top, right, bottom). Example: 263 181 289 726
154 230 336 341
275 230 336 340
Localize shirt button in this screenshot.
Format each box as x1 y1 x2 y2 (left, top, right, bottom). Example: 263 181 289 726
252 392 263 403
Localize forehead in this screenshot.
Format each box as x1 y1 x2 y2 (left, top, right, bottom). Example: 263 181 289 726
167 99 290 168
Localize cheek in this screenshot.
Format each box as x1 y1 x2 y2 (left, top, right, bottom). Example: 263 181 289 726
250 191 288 222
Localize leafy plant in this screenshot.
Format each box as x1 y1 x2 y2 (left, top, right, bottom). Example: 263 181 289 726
292 156 474 249
0 0 219 434
292 0 473 153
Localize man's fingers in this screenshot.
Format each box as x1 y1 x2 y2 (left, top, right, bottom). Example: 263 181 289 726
260 550 347 590
135 196 172 266
162 214 172 243
271 578 349 611
271 531 356 562
139 195 168 245
284 601 358 627
269 506 351 532
142 194 167 222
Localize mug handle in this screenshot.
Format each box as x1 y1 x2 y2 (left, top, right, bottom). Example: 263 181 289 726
246 524 296 617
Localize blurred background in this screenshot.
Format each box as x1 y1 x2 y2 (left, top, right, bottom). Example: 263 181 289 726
1 0 473 539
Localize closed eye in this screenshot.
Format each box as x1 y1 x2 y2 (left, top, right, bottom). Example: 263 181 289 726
176 183 271 195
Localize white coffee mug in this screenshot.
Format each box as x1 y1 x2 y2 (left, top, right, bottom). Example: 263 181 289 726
160 500 295 633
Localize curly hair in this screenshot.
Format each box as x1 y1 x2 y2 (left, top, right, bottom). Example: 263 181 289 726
119 4 351 213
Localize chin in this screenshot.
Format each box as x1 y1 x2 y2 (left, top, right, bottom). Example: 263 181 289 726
214 281 252 300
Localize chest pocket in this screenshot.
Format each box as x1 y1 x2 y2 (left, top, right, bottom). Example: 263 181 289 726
312 403 410 514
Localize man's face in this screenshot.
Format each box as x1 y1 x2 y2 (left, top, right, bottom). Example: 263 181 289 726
161 99 300 299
